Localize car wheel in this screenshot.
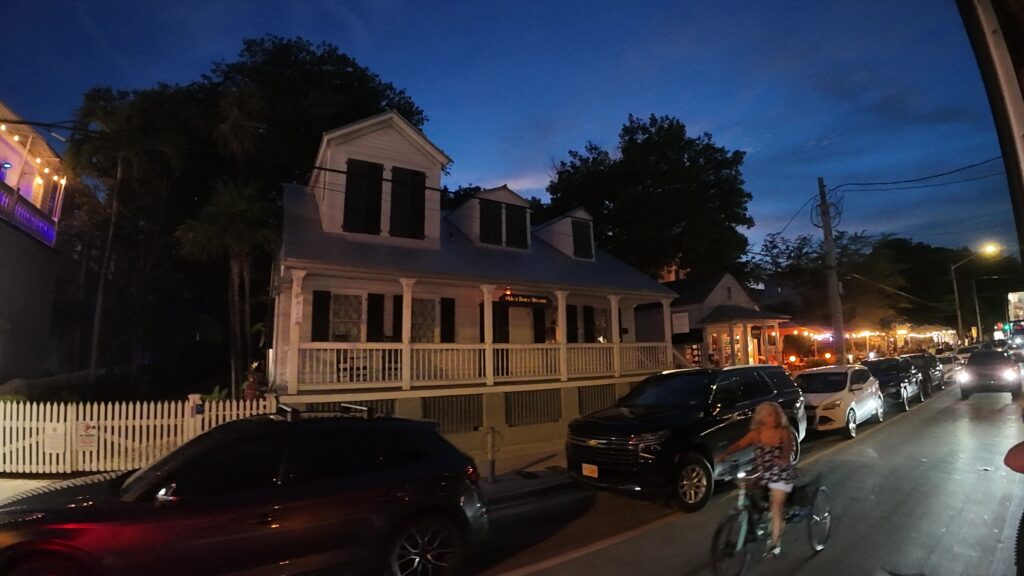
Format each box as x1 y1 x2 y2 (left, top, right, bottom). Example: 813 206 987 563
385 514 465 576
675 453 714 512
961 387 972 401
789 426 801 464
844 410 857 439
901 388 910 412
919 383 926 403
9 557 91 576
875 396 885 423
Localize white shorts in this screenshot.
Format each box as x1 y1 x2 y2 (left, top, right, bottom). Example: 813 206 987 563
767 481 793 493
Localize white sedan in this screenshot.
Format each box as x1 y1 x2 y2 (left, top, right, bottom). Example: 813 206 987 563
795 365 884 439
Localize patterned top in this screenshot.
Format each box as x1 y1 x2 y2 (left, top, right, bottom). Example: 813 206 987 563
754 443 796 484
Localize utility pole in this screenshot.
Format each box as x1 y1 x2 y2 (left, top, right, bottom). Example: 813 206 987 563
818 177 847 365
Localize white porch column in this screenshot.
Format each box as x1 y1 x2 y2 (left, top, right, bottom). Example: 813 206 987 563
481 285 496 385
728 323 737 365
555 290 569 381
285 269 307 395
608 295 622 376
399 278 416 389
741 322 750 365
661 299 674 368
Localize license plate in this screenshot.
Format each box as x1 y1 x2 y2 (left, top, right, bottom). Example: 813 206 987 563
582 463 599 478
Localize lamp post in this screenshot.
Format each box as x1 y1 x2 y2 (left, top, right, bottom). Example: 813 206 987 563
951 243 999 343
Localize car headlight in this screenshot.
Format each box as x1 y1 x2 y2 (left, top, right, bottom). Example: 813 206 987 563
820 400 843 411
632 430 669 459
956 371 970 383
1004 369 1018 381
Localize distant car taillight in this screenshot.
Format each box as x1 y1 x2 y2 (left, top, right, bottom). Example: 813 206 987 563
466 464 481 484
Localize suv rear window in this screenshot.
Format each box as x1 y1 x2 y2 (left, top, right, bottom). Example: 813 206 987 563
760 367 798 392
619 372 715 407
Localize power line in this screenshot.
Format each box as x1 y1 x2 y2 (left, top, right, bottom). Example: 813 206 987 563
773 194 816 236
830 155 1003 192
839 171 1005 193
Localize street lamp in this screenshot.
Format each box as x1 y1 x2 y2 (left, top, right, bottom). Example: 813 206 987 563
951 242 1000 343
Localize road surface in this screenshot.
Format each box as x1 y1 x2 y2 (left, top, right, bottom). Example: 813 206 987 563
473 385 1024 576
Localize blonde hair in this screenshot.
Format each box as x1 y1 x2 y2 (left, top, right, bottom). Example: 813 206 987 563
751 402 787 431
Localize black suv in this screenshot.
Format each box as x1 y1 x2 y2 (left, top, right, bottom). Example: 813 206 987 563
566 366 807 512
0 408 488 576
901 353 944 396
958 349 1024 400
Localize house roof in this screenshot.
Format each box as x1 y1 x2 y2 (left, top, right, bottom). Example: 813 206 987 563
317 110 452 167
700 305 790 323
282 185 675 299
662 274 728 306
475 185 530 207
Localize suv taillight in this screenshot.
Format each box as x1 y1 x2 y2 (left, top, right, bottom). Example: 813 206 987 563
466 464 481 485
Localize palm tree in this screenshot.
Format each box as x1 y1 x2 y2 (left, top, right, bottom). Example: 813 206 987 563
175 180 277 396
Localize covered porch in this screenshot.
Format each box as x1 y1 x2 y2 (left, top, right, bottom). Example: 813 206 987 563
699 305 789 367
274 268 676 394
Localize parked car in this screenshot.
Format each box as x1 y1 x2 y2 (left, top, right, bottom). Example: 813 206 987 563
901 353 945 396
795 365 884 439
0 408 488 576
957 350 1024 400
936 354 962 383
863 357 924 411
566 365 807 512
956 345 981 363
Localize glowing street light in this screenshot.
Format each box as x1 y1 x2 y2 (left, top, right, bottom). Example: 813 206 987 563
951 242 1001 343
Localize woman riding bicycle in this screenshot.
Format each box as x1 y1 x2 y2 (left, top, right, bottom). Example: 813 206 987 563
718 401 796 557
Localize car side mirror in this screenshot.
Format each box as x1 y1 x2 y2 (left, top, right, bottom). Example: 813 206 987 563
155 483 179 506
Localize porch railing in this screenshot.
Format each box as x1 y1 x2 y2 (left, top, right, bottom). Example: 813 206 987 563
0 182 56 247
295 341 672 391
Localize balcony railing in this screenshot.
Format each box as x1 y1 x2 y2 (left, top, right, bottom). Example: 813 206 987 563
0 182 56 246
296 341 671 391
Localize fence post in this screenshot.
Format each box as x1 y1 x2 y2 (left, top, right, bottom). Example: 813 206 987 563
186 394 204 440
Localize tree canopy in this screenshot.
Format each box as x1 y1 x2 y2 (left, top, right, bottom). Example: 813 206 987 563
546 114 753 277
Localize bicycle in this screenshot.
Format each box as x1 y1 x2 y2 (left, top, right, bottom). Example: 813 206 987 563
710 457 832 576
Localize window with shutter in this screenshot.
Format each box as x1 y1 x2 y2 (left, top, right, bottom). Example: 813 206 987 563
505 205 528 249
343 159 383 234
572 219 594 259
311 291 332 342
479 200 503 245
389 167 426 239
583 305 596 343
440 298 456 343
566 305 579 343
366 294 385 342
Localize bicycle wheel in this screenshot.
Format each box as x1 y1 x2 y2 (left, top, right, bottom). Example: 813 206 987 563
711 512 751 576
807 486 832 552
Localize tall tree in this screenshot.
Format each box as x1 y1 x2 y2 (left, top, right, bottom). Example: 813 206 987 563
175 181 277 395
547 114 753 277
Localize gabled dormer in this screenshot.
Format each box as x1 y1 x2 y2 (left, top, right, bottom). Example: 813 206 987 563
309 111 451 247
448 185 531 250
533 207 595 261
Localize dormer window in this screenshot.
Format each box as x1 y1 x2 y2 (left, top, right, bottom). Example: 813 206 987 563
389 166 426 239
571 219 594 259
343 158 383 235
478 199 529 249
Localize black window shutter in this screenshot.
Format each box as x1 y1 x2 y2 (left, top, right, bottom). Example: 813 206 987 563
479 200 503 245
478 302 484 343
392 295 403 341
389 167 426 239
311 291 332 342
440 298 456 343
367 293 385 342
566 305 579 343
493 302 510 343
583 305 596 343
343 159 383 234
532 308 546 343
505 205 528 249
572 219 593 259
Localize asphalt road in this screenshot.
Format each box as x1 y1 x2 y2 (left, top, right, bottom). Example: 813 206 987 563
471 384 1024 576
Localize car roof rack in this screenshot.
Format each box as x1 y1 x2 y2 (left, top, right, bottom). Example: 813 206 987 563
276 402 374 422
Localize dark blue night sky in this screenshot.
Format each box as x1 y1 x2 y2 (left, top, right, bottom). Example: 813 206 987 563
4 0 1013 252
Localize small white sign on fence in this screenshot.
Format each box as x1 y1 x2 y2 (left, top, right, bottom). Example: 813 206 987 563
44 423 66 454
77 421 98 451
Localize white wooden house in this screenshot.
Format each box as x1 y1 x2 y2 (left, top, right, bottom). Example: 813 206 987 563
270 111 676 448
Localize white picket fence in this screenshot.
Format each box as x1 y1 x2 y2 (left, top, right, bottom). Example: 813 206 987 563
0 397 277 474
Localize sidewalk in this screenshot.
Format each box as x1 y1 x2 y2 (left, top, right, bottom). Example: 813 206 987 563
472 438 576 506
0 475 61 501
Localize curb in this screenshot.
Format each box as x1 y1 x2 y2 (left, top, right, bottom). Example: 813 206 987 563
481 471 576 507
